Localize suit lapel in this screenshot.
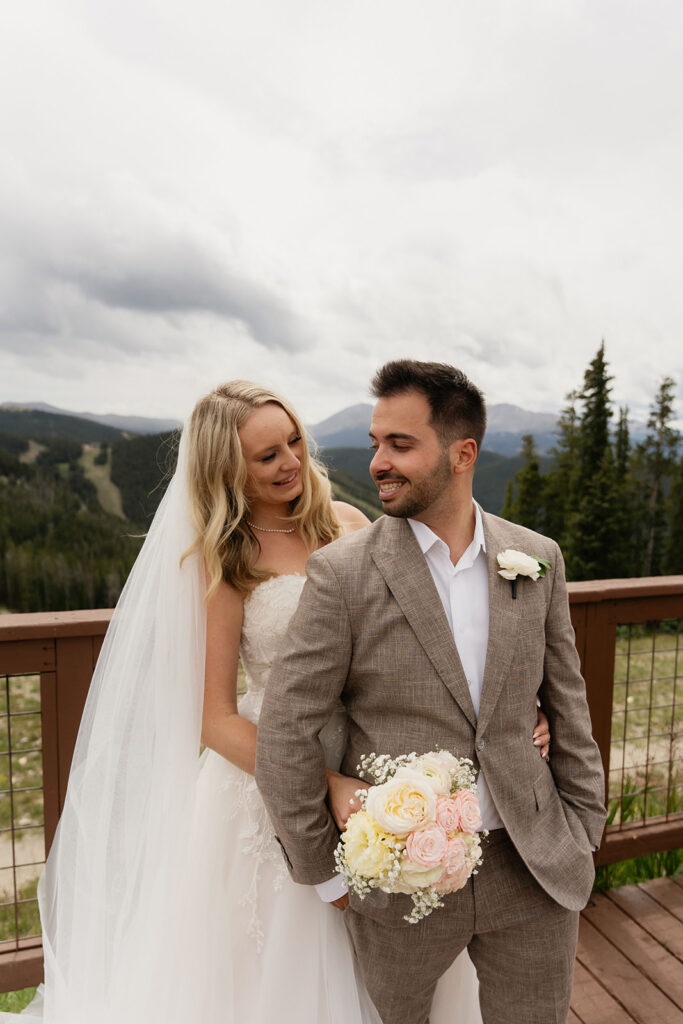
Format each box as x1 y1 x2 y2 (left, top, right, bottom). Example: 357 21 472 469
476 512 524 735
371 519 477 728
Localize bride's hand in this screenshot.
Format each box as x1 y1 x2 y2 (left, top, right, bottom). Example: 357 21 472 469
326 770 370 832
533 708 551 761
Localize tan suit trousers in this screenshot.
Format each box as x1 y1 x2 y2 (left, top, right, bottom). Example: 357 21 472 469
343 830 579 1024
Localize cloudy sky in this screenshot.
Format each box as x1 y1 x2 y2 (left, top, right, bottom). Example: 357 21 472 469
1 0 681 425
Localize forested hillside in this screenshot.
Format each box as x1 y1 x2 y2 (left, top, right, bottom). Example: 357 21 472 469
111 432 179 522
0 437 141 612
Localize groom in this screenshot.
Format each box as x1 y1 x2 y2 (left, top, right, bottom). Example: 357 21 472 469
256 360 606 1024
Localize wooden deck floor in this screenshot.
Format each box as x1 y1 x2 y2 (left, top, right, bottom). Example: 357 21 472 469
570 876 683 1023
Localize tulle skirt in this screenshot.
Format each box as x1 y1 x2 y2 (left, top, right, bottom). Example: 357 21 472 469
183 749 481 1024
5 748 481 1024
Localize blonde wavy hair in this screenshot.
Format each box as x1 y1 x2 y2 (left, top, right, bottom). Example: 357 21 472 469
183 381 341 598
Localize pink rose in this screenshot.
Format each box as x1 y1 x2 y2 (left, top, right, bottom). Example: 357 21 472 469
451 791 482 834
441 837 467 876
436 860 470 894
405 822 448 869
435 796 462 832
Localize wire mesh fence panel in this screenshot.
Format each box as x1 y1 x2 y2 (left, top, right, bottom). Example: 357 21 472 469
0 674 45 950
609 618 682 828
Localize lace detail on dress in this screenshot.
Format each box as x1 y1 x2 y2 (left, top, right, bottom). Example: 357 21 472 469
226 573 350 948
227 575 307 949
222 768 287 952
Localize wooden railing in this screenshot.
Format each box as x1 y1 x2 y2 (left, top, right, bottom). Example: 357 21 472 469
0 576 681 991
568 576 683 865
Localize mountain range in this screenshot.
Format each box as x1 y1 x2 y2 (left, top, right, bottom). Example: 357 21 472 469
309 402 561 455
0 402 181 437
3 400 563 455
2 399 646 459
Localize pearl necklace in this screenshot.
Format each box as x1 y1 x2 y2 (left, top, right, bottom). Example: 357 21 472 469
246 520 296 534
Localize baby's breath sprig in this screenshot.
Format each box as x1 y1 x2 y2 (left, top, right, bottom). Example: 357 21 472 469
405 888 445 924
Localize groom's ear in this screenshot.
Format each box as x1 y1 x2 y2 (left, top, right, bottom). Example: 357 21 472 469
450 438 478 475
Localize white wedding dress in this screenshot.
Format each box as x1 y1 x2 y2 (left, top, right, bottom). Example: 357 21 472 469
9 572 481 1024
185 572 482 1024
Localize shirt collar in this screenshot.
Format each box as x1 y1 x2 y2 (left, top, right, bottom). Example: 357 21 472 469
408 503 487 560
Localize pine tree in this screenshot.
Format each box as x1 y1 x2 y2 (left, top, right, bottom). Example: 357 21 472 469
500 479 515 522
663 456 683 574
501 435 544 531
565 343 624 580
607 406 638 575
631 378 681 575
543 391 580 549
615 407 630 483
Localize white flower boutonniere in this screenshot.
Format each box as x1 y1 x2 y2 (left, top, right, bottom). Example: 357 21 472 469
497 549 552 599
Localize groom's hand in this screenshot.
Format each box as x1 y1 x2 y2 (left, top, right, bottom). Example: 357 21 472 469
331 893 349 911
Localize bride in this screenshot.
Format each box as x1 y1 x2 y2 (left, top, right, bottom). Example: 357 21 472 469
4 381 549 1024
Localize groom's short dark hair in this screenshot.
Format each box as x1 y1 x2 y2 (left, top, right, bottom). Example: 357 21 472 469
371 360 487 450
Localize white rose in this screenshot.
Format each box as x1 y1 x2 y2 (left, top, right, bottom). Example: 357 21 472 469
496 549 541 581
393 857 445 894
395 755 451 797
366 774 437 837
431 750 460 773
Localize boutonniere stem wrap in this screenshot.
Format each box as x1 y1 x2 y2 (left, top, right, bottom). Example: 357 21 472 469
497 549 551 599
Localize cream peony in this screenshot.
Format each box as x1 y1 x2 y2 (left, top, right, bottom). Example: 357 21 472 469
496 549 542 581
396 754 452 797
431 750 461 774
342 811 394 877
366 773 437 837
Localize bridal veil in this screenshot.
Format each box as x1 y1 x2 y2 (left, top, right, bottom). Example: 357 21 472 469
8 428 213 1023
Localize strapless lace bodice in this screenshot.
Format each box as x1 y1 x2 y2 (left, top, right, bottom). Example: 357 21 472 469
238 573 347 769
239 574 306 722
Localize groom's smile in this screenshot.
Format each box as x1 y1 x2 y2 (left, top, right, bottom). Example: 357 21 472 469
369 391 453 520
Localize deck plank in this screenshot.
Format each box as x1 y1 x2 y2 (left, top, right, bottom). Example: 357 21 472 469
607 884 683 962
639 878 683 924
576 917 682 1024
570 961 636 1024
582 892 683 1009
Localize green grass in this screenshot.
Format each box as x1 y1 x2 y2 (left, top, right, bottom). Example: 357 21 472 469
595 850 683 891
0 987 37 1012
0 877 41 941
0 674 45 946
608 620 682 826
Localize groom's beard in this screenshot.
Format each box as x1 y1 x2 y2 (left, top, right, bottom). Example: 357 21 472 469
377 449 452 520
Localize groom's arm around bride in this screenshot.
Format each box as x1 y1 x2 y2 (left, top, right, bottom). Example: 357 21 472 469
256 360 606 1024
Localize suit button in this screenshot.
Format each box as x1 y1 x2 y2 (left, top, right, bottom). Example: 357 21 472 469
477 739 486 751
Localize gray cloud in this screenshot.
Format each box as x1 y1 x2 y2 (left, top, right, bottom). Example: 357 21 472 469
0 200 311 359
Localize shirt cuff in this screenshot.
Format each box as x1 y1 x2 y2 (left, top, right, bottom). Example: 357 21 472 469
314 874 349 902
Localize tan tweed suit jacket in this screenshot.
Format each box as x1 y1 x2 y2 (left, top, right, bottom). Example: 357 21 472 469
255 511 607 921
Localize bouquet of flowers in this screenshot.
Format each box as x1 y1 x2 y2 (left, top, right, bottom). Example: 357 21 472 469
334 750 485 923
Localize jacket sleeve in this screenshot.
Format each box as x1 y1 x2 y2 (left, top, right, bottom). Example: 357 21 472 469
540 541 608 848
254 549 352 884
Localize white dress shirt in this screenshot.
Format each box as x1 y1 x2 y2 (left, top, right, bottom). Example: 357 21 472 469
408 504 504 832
